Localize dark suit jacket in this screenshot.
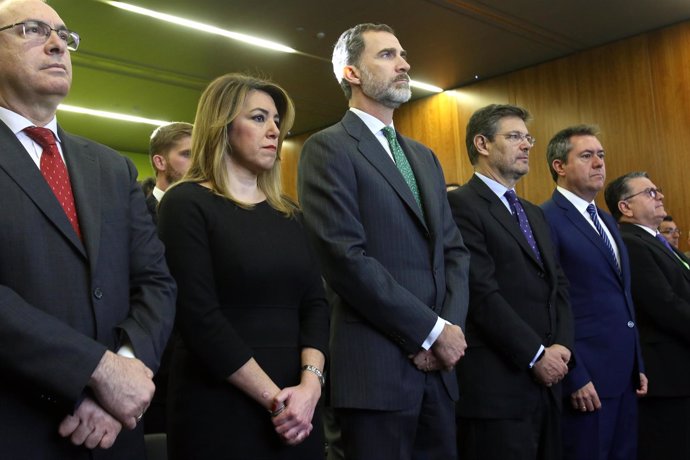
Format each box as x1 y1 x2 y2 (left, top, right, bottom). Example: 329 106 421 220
297 111 470 411
146 191 159 225
448 175 573 418
542 191 643 398
0 121 176 459
619 222 690 396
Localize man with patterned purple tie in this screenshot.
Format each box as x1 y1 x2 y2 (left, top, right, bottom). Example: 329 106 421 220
605 172 690 460
0 1 175 458
448 104 574 460
541 126 646 460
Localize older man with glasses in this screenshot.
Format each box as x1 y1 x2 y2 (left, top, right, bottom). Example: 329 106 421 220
0 1 176 458
605 172 690 460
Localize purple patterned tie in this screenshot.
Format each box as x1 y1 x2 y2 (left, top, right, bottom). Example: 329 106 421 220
656 232 675 253
504 190 542 263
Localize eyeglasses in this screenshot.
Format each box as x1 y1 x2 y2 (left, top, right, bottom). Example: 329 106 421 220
495 132 536 146
659 228 681 235
622 187 662 201
0 20 80 51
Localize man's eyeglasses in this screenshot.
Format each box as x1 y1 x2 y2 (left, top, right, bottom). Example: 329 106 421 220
495 132 536 146
659 228 681 235
622 187 662 201
0 20 80 51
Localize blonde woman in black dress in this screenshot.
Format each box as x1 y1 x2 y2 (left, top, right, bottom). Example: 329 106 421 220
159 73 328 459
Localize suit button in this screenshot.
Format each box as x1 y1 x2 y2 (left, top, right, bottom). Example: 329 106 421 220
546 333 552 340
537 272 545 278
93 288 103 299
627 321 635 328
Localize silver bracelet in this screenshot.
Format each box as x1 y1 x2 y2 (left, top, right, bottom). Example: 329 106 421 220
301 364 325 387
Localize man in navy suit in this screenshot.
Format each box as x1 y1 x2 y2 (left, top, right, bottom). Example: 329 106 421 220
605 172 690 460
298 23 470 460
449 104 573 460
0 0 175 458
541 126 646 460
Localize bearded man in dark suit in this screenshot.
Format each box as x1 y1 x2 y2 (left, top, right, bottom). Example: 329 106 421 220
298 22 470 460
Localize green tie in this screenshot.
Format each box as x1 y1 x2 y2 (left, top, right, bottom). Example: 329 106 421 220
382 126 423 213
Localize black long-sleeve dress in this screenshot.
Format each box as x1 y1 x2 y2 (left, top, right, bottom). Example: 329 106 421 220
158 182 329 460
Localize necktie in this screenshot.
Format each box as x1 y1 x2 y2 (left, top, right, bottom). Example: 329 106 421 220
586 204 620 274
24 127 81 238
655 233 690 270
504 190 542 263
382 127 423 214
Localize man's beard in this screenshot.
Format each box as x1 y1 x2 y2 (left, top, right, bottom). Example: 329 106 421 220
164 169 183 185
360 66 411 109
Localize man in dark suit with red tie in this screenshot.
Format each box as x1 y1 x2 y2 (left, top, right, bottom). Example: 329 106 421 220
0 0 176 458
448 104 574 460
605 172 690 460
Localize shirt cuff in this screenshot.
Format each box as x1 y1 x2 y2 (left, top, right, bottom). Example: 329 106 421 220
421 317 448 350
528 345 545 369
117 340 135 359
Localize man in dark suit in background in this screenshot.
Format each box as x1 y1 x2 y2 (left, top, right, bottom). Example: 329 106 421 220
448 104 573 460
605 172 690 460
0 0 176 458
144 122 191 434
541 126 646 460
298 22 470 460
146 121 192 223
658 214 681 249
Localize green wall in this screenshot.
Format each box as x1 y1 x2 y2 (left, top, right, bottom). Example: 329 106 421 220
120 151 154 181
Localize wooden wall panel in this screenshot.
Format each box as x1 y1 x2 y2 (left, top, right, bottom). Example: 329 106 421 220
507 58 581 203
571 35 661 212
647 23 690 250
280 133 309 201
395 91 464 185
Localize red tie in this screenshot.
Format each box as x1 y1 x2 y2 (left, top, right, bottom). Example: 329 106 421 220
24 127 81 238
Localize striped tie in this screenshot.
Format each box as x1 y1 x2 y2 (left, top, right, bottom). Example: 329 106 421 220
586 204 619 273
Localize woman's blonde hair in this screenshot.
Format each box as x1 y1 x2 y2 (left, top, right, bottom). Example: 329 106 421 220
182 73 297 216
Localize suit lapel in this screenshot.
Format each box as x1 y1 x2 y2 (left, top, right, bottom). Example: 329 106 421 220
0 122 85 256
61 129 99 264
397 134 433 226
554 191 621 278
470 176 541 266
645 228 690 278
342 112 427 229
